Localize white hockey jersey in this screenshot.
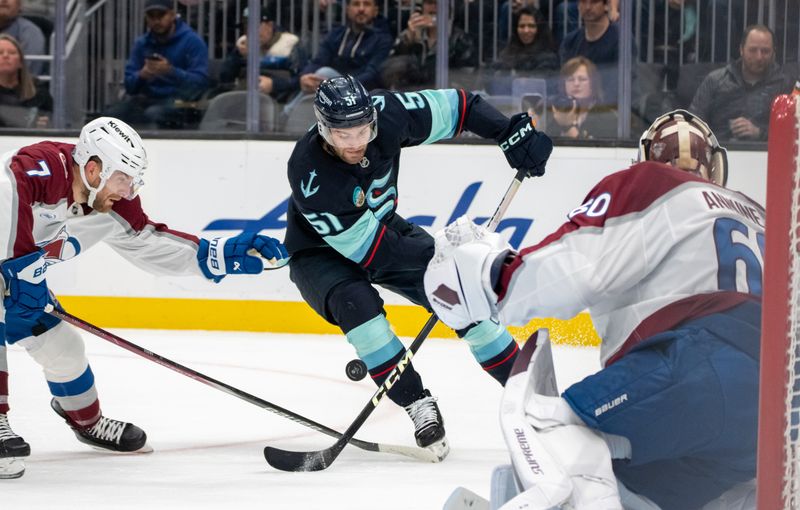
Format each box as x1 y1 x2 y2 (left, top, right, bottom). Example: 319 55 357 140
0 141 204 278
495 162 764 366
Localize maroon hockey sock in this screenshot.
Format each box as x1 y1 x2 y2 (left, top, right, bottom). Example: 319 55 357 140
60 399 102 429
0 371 8 414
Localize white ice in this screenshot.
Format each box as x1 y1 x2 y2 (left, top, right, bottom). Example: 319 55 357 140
3 329 599 510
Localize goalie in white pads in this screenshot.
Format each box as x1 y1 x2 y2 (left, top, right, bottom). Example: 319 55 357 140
426 110 761 509
0 117 288 479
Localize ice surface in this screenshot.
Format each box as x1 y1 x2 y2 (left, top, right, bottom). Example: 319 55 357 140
2 329 598 510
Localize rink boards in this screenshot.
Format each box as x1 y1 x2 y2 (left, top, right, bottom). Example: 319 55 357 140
0 136 767 345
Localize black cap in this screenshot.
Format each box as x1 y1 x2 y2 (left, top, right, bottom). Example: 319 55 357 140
145 0 173 12
242 5 271 22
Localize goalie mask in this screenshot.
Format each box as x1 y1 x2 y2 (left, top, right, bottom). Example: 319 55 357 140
314 75 378 149
638 109 728 186
73 117 148 205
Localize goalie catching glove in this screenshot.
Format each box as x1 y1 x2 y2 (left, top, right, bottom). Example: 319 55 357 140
198 232 288 282
423 216 513 330
496 113 553 177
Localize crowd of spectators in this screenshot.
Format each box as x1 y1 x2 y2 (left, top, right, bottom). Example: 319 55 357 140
3 0 799 141
216 5 306 103
690 25 793 142
381 0 477 90
0 33 50 127
103 0 209 129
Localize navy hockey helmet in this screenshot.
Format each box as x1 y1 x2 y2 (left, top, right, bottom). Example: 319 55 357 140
314 75 378 147
638 109 728 186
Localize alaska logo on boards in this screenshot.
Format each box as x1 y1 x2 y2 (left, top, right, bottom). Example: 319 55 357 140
203 181 534 249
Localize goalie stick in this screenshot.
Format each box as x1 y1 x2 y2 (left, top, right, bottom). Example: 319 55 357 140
264 168 529 472
46 306 440 462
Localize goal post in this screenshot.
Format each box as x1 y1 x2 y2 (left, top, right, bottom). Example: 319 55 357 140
758 92 800 509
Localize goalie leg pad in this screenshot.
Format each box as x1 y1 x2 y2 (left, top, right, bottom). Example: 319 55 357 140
500 329 623 510
491 464 522 508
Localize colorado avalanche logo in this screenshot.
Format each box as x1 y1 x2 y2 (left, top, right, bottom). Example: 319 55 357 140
39 226 81 263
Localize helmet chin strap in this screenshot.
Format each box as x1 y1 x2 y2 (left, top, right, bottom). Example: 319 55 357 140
78 163 108 208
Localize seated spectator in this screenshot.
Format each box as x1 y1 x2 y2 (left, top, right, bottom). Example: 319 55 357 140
0 0 45 75
217 5 306 103
493 7 557 74
689 24 793 141
547 56 617 139
104 0 209 129
380 0 477 91
0 33 49 126
297 0 392 94
499 0 618 44
559 0 620 105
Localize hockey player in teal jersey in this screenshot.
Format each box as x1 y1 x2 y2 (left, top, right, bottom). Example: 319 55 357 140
285 75 552 458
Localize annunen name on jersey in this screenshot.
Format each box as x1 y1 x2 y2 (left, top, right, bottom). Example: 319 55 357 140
702 190 764 228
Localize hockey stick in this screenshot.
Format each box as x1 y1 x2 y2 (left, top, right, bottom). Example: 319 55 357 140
45 306 441 462
264 168 529 472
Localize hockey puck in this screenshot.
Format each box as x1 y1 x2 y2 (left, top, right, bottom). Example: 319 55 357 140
345 359 368 381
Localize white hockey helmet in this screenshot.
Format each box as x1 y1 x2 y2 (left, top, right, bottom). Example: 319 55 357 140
73 117 148 205
637 109 728 186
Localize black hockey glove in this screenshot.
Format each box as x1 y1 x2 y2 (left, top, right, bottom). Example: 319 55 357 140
496 113 553 177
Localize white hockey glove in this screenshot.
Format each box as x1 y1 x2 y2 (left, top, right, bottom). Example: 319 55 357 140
424 217 512 330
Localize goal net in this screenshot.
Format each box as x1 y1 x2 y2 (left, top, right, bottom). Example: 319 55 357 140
758 92 800 509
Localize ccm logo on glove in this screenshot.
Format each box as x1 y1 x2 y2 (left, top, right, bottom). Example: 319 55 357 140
499 120 534 152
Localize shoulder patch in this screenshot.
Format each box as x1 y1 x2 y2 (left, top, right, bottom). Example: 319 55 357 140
353 186 365 207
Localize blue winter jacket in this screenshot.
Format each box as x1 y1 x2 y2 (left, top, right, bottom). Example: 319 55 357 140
301 16 392 90
124 18 209 100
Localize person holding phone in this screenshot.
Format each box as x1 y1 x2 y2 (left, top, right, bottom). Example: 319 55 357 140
548 56 617 139
103 0 209 129
380 0 477 90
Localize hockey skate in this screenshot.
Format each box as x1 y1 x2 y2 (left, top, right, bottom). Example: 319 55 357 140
0 413 30 479
50 399 152 454
404 389 449 461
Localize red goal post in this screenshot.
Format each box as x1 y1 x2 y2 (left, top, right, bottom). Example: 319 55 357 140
758 92 800 509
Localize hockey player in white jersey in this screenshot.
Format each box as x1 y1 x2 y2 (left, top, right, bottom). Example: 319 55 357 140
425 110 760 509
0 117 288 479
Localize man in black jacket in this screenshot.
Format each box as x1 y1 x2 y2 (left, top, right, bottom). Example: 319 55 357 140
690 24 793 141
297 0 392 93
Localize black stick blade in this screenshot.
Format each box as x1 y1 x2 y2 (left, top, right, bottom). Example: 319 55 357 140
264 446 335 472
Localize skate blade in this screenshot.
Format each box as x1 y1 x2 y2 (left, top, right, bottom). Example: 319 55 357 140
0 457 25 479
426 437 450 462
88 442 154 455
